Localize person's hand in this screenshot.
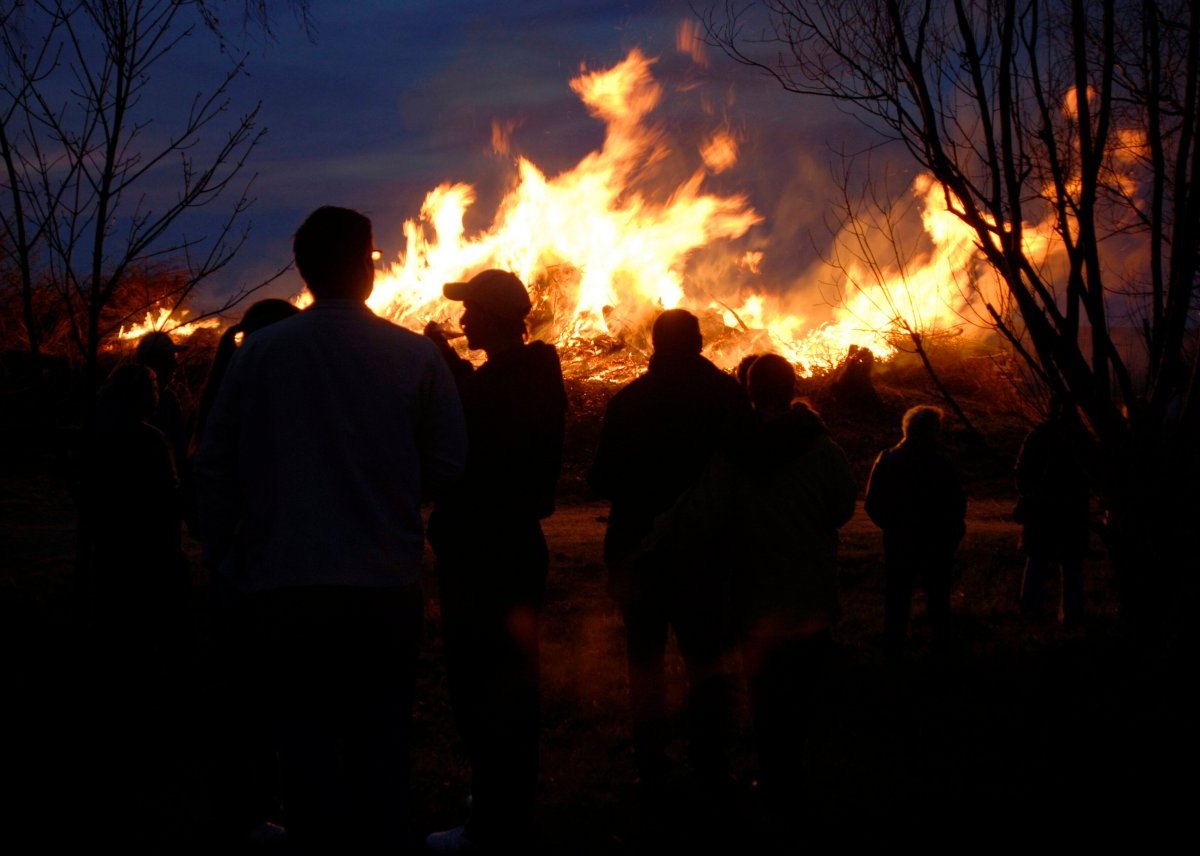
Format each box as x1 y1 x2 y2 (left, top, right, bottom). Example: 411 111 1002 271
424 321 452 354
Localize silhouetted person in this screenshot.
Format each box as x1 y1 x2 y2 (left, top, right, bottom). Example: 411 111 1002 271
735 356 856 808
865 405 966 653
589 309 751 797
87 362 191 841
195 206 467 853
1015 395 1090 628
422 269 567 853
135 329 189 469
648 353 856 819
192 297 300 845
831 344 882 410
192 298 300 457
734 352 762 387
91 363 189 695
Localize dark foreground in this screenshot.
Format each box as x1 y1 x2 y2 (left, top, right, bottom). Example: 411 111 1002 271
4 468 1195 852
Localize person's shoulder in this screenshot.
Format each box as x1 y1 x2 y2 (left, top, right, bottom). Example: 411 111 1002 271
695 356 743 396
521 339 563 370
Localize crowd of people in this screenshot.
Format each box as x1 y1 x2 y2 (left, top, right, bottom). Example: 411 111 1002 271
86 204 1091 853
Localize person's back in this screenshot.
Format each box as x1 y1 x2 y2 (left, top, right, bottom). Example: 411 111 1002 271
731 402 857 631
865 405 966 652
866 436 966 555
201 304 463 591
439 337 566 522
93 363 186 618
588 308 751 797
589 316 749 567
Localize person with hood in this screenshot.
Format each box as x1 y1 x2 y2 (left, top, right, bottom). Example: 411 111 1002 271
423 269 567 853
865 405 967 653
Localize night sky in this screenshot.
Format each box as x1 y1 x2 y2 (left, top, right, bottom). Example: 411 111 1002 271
156 1 878 311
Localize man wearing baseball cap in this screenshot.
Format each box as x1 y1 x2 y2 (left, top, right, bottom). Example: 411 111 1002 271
424 269 567 853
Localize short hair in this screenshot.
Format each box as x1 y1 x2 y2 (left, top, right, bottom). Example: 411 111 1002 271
293 206 373 299
651 309 702 357
902 405 944 443
237 298 300 335
747 353 796 411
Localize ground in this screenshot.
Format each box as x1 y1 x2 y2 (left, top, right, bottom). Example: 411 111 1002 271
2 358 1195 850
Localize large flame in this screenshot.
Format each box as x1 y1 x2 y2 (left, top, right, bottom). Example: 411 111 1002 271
212 48 1087 381
121 45 1146 385
352 49 764 378
347 49 1024 380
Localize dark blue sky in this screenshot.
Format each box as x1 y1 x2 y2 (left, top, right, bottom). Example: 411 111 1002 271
163 1 878 308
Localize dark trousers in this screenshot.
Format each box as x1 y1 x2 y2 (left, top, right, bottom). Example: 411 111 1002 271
435 519 548 845
209 582 283 841
743 630 831 807
884 548 955 652
621 571 734 785
1020 555 1084 626
250 584 422 854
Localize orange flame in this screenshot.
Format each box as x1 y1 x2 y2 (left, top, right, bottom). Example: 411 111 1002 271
361 49 763 366
116 306 220 342
281 50 1089 381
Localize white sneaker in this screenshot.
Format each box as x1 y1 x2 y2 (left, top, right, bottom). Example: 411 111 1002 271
425 824 483 854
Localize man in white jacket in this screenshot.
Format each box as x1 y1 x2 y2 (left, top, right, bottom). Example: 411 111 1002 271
196 206 467 852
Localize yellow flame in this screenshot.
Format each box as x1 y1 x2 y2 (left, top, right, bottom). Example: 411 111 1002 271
268 54 1097 382
363 49 762 355
116 306 220 342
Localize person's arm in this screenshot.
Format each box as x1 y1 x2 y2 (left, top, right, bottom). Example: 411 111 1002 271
423 321 475 389
863 451 890 529
821 437 859 529
417 341 468 501
193 350 244 569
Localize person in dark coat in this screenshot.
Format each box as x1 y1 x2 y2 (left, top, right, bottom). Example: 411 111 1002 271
91 362 190 692
649 353 857 814
191 297 300 846
865 405 966 653
1015 395 1090 627
423 269 567 853
588 309 751 794
135 330 190 471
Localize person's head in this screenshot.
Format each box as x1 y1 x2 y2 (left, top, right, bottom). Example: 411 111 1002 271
651 309 702 358
107 363 158 421
238 298 300 336
735 353 761 388
293 206 375 302
901 405 944 445
746 353 796 413
191 299 301 456
135 330 185 382
443 269 531 353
